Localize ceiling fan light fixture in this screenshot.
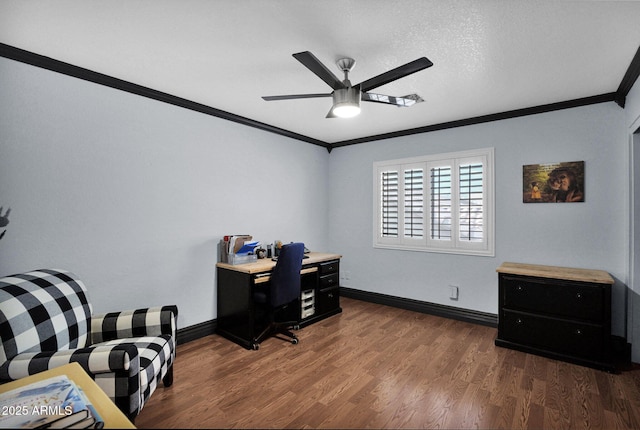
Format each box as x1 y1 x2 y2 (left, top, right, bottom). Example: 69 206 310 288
332 103 360 118
332 87 361 118
262 51 434 119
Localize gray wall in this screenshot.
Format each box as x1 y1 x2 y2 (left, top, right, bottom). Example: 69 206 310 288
328 103 629 335
0 57 330 330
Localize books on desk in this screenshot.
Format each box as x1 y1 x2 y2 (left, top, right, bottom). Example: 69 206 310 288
0 374 104 429
235 240 260 255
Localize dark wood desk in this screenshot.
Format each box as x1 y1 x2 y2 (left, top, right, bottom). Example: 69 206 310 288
216 252 342 349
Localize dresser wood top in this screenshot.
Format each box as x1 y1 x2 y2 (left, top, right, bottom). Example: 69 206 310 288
497 262 614 284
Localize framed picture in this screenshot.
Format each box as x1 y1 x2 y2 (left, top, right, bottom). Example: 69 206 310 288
523 161 584 203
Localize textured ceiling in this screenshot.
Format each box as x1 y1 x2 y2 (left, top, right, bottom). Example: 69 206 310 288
1 0 640 145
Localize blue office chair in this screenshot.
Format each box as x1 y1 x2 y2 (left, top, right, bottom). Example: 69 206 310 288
252 242 305 349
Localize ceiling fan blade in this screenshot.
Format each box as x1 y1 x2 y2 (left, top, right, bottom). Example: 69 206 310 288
293 51 346 91
358 57 433 92
362 92 424 107
262 93 332 101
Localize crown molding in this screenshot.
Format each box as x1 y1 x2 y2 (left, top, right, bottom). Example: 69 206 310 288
0 43 329 150
615 45 640 108
2 42 638 152
330 93 617 149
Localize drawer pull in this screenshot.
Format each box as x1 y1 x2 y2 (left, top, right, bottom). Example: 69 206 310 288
321 264 336 273
328 293 334 298
575 328 583 335
576 292 583 299
516 318 523 325
516 285 524 292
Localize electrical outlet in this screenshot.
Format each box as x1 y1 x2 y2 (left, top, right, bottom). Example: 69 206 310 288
449 285 459 300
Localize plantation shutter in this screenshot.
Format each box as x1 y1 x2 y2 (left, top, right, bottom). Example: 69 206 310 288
381 170 399 237
430 166 452 240
374 147 493 256
403 168 424 238
458 163 484 242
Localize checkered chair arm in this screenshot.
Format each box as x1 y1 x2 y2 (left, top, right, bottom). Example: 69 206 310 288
95 334 174 416
91 305 178 344
0 343 139 380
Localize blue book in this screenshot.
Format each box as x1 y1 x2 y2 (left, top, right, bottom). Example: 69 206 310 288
235 240 260 255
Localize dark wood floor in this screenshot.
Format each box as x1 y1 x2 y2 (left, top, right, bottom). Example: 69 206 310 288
136 297 640 429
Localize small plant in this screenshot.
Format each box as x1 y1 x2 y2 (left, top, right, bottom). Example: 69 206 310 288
0 207 10 240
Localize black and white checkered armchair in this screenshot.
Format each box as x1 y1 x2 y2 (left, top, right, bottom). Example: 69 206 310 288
0 269 177 422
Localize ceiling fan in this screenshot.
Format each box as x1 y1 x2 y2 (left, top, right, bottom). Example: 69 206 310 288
262 51 433 118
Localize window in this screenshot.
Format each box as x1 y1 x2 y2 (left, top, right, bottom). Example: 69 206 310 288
374 148 494 256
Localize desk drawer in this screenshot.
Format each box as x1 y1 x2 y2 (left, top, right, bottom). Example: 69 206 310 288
317 285 340 315
320 273 339 289
319 260 339 276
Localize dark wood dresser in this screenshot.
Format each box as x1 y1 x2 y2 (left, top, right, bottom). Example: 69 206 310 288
495 262 615 372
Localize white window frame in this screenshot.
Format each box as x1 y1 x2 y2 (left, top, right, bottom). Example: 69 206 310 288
373 147 495 257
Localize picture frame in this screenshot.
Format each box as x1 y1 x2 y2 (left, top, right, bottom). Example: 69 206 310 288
523 161 584 203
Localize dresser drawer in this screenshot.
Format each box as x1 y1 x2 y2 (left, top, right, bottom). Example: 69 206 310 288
319 260 339 276
502 310 604 360
501 275 604 321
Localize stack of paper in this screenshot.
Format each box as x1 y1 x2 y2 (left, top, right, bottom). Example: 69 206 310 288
222 235 249 254
0 374 104 429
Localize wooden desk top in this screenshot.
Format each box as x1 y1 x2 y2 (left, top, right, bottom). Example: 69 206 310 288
0 362 135 429
496 262 614 284
217 252 341 274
